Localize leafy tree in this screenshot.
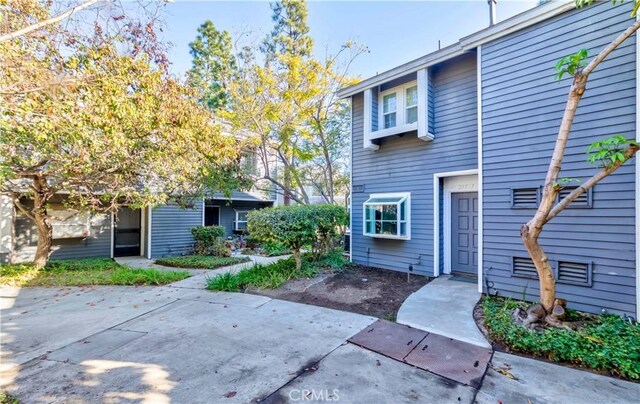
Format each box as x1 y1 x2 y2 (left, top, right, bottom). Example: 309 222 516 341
0 1 241 269
521 0 640 313
224 1 365 205
187 20 237 111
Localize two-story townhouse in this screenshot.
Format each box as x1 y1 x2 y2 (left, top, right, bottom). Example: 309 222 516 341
339 0 638 317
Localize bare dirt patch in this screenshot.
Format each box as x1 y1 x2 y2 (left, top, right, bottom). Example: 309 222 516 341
248 265 430 320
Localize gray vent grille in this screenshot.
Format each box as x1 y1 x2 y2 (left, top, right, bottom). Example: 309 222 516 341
511 256 538 279
557 186 592 208
557 261 592 286
511 188 539 208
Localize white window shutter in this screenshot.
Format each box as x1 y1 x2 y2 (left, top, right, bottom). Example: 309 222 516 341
417 68 434 141
363 88 379 150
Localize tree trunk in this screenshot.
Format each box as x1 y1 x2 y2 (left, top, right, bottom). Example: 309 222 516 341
520 224 556 312
33 211 53 270
292 248 302 271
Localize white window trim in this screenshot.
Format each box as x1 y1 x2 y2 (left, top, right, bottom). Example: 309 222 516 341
442 175 479 276
363 192 411 240
377 81 418 136
235 210 249 231
433 169 478 278
363 73 433 149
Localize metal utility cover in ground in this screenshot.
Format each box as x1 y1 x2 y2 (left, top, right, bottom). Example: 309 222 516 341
404 333 493 388
348 319 428 361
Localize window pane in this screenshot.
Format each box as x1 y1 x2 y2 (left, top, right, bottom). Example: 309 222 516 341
384 112 396 129
237 222 247 230
406 86 418 107
366 196 404 204
406 106 418 124
400 222 407 236
400 200 406 221
237 211 248 221
382 204 398 220
383 93 396 113
381 221 398 235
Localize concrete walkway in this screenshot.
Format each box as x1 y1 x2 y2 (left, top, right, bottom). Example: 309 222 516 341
397 275 491 348
2 276 639 402
115 254 289 290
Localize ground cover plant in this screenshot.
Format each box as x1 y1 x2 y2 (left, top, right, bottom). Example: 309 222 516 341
0 258 190 287
155 255 249 269
481 297 640 380
206 250 348 291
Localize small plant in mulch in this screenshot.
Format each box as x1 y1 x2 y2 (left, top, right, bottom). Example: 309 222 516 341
480 296 640 380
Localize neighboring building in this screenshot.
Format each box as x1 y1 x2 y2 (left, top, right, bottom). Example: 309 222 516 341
0 190 273 263
339 0 638 317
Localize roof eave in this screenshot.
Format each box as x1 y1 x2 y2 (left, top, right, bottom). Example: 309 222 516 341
337 0 575 99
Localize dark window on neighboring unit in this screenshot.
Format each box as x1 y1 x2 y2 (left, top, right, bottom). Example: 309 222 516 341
511 256 538 279
557 186 593 208
511 188 540 208
557 260 592 287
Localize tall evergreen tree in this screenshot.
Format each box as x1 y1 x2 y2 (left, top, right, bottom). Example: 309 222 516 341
262 0 313 58
188 20 236 111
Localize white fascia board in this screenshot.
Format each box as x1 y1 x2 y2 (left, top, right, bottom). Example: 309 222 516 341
337 0 575 99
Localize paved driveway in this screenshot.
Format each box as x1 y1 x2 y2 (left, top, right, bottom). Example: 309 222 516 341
2 281 639 403
0 284 477 403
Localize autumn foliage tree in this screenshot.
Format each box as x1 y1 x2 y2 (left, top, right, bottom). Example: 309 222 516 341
0 1 242 268
521 0 640 314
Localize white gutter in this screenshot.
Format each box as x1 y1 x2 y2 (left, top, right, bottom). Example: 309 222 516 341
337 0 575 99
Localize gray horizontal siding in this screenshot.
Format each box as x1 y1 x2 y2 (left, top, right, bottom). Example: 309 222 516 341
150 202 203 259
351 52 478 275
481 1 637 315
13 211 111 262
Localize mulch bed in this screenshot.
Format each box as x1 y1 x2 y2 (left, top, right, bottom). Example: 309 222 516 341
248 264 430 320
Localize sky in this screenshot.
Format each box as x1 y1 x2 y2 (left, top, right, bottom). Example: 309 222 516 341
161 0 538 80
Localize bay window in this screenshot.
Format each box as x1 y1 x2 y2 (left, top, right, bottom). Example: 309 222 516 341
363 193 411 240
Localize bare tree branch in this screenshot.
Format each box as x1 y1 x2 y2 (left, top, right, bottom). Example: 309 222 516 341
0 0 104 43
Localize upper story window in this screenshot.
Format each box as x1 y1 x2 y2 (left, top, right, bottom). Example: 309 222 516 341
378 81 417 131
382 93 397 129
363 69 432 150
405 86 418 124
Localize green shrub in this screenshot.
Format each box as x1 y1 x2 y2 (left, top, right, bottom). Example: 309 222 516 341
247 205 318 270
191 225 225 242
310 204 348 253
482 297 640 380
191 225 230 256
247 204 348 269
